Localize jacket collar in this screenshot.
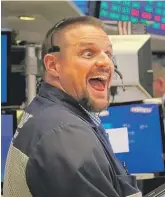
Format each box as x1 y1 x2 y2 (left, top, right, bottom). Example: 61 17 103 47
39 83 111 146
38 82 96 127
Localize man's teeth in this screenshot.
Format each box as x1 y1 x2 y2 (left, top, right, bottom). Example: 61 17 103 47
91 76 107 81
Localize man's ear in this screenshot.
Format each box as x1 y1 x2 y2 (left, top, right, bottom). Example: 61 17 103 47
157 77 164 86
156 77 165 93
44 54 60 77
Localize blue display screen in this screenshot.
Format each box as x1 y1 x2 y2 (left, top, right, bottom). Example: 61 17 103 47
1 35 7 103
1 114 14 181
99 1 165 35
100 103 165 173
72 1 90 15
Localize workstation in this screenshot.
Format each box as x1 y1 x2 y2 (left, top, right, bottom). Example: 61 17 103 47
1 1 165 196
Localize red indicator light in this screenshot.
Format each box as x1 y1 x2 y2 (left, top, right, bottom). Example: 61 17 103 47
161 24 165 30
131 9 139 17
142 12 152 20
155 16 161 21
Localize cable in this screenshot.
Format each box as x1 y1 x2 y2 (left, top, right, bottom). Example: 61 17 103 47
110 86 118 103
114 65 126 92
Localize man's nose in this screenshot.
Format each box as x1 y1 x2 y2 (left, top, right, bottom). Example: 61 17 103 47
95 53 114 69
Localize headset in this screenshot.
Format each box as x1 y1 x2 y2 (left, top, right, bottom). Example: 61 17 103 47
114 65 125 92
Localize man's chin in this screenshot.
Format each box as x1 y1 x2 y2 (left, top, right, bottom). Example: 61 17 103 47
90 100 109 113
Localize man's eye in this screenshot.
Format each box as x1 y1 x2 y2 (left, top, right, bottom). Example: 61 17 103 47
105 52 112 59
82 50 94 58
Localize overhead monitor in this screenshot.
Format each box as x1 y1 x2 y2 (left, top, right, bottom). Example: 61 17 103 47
1 31 11 104
1 110 17 183
72 1 90 15
99 1 165 35
99 101 165 174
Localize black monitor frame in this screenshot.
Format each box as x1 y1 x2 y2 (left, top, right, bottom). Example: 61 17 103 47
1 31 12 106
1 109 17 194
108 100 165 175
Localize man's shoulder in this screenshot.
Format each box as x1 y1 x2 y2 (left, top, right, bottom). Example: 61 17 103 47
13 100 91 156
35 104 86 127
23 102 87 132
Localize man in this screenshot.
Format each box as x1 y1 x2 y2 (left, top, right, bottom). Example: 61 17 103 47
3 16 141 197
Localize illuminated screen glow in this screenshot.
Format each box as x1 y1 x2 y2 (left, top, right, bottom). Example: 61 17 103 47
99 1 165 35
100 103 165 173
72 1 90 15
1 35 7 103
1 114 14 181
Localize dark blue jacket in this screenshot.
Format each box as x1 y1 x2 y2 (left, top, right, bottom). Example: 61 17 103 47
3 83 141 197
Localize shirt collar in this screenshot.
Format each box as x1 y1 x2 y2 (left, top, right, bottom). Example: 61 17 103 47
80 105 101 127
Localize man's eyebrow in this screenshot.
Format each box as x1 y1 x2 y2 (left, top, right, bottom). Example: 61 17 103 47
79 42 112 49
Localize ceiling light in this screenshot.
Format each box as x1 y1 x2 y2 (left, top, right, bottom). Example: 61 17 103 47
19 16 35 21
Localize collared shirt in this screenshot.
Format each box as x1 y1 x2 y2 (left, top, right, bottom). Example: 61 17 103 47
80 105 101 127
80 105 111 145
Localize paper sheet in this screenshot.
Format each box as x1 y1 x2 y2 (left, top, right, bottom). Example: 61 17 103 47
105 127 129 154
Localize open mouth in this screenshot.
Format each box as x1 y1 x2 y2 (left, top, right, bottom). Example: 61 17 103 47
88 76 107 91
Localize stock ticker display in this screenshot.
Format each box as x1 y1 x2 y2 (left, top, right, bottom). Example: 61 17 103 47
99 1 165 35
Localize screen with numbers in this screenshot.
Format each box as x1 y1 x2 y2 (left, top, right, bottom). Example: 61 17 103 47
99 1 165 35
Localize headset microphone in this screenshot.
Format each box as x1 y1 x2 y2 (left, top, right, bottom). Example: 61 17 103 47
114 65 125 92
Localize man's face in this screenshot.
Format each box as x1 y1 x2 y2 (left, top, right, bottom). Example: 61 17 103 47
56 25 114 112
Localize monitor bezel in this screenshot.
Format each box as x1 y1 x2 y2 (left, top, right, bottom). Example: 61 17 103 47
1 110 17 194
1 31 12 106
108 100 165 174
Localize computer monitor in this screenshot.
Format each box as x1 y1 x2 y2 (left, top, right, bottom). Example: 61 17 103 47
144 183 165 197
1 110 17 183
1 32 26 106
100 101 165 174
98 1 165 35
72 1 90 15
1 31 11 104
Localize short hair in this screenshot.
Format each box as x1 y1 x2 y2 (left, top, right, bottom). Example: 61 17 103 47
41 16 105 70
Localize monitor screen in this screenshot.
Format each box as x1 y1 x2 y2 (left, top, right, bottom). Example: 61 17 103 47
1 34 7 103
100 102 165 174
1 31 11 105
72 1 90 15
99 1 165 35
1 32 26 106
1 111 16 182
